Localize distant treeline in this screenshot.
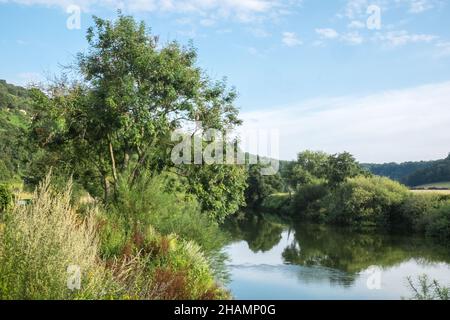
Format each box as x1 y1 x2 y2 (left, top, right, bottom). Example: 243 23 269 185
362 155 450 187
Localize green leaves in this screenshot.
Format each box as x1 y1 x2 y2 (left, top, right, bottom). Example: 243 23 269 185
288 151 363 190
28 13 245 221
245 164 284 208
0 184 12 212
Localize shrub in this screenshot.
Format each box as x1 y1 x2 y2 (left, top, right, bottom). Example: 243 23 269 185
397 193 442 231
261 193 291 214
99 173 231 294
110 173 227 254
0 161 13 182
0 184 12 212
424 200 450 242
0 175 116 299
147 235 229 300
290 183 329 221
322 176 409 226
105 225 230 300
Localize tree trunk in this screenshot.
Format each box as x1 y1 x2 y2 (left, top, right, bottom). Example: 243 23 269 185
109 141 118 182
103 175 110 203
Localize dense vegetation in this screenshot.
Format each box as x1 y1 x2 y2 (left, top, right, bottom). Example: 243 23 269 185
0 175 228 299
0 14 246 300
0 13 449 300
259 150 450 243
403 155 450 187
363 155 450 187
0 80 33 183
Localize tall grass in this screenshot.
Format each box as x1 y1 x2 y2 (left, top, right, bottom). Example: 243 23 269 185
107 172 230 282
0 174 230 300
0 175 115 299
406 275 449 300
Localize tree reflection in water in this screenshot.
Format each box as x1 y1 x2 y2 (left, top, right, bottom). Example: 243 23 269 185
224 212 450 287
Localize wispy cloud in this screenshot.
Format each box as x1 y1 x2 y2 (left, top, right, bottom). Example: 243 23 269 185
339 0 439 19
282 31 302 47
316 28 339 39
341 31 364 44
348 20 366 29
0 0 301 23
316 28 363 45
402 0 439 13
340 0 373 20
240 82 450 162
375 30 437 47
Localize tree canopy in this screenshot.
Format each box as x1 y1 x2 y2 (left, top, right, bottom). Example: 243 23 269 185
28 13 246 221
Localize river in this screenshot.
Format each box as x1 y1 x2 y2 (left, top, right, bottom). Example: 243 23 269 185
222 213 450 300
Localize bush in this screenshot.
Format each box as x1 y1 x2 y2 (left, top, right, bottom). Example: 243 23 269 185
424 200 450 242
108 225 230 300
0 161 13 182
322 176 409 227
0 184 12 212
0 174 229 300
110 173 227 254
262 193 291 214
100 172 230 288
0 175 116 299
144 227 229 299
290 183 329 221
397 194 442 231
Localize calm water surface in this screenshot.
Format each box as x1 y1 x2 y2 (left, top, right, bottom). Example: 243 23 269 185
222 214 450 300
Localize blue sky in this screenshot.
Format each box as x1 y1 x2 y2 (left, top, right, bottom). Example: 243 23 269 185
1 0 450 162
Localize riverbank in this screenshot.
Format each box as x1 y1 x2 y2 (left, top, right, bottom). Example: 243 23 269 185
260 184 450 244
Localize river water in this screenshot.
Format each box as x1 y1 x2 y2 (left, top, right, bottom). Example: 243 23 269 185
222 213 450 300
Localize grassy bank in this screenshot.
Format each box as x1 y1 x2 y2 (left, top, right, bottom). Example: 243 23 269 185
415 182 450 189
0 175 230 300
412 189 450 195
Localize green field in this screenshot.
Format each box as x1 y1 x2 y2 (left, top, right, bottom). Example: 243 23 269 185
415 182 450 189
411 181 450 195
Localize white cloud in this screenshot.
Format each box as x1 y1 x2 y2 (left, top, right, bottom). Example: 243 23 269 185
339 0 438 20
316 28 363 45
375 30 437 47
409 0 433 13
239 82 450 163
400 0 438 13
315 28 339 39
343 0 368 19
348 20 365 29
341 31 364 45
0 0 300 22
282 32 302 47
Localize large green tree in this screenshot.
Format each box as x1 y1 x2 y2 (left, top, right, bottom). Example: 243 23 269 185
287 151 363 190
30 14 246 220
